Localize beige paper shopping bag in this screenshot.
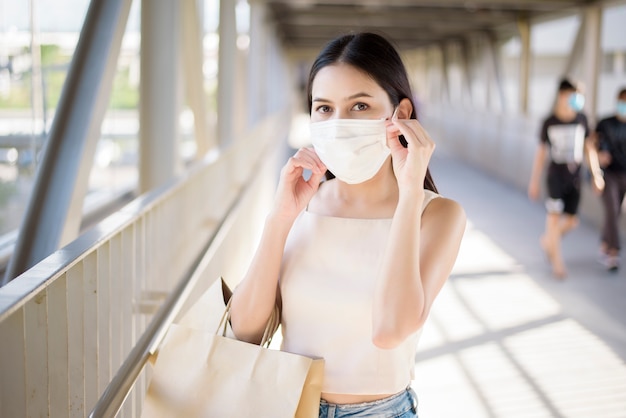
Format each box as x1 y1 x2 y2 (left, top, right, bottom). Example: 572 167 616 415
142 278 324 418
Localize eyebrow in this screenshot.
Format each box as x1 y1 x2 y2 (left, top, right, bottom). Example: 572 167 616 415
312 92 374 103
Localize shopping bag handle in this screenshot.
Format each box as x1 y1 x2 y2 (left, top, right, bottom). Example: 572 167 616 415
216 295 281 347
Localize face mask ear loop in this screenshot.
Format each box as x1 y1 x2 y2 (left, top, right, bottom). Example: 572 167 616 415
391 106 399 120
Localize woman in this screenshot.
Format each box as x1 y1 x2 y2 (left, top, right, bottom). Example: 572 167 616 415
230 32 466 417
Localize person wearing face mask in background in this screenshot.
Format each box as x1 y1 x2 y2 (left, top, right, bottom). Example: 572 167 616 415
528 78 591 279
587 87 626 272
229 32 466 417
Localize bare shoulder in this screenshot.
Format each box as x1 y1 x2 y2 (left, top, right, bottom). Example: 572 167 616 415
423 196 466 231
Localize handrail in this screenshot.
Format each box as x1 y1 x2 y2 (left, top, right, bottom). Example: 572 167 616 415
0 186 135 270
0 109 285 417
88 113 283 417
0 152 205 321
88 149 262 417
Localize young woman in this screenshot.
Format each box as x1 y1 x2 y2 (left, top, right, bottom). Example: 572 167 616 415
230 32 466 417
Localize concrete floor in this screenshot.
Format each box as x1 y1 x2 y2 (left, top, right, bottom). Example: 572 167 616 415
413 151 626 417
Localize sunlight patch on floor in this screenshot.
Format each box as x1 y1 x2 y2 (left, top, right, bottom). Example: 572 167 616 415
451 220 521 276
455 274 561 330
413 220 626 417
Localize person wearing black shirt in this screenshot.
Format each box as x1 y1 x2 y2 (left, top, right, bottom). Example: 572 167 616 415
528 79 591 279
589 87 626 272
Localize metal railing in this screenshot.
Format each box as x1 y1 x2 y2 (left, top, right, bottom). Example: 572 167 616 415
0 113 287 417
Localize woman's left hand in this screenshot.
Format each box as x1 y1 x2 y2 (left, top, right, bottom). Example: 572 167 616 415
386 116 435 193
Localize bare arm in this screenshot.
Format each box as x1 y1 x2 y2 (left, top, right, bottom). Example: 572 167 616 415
584 133 605 193
372 195 466 349
229 215 292 344
528 143 547 200
373 108 466 349
230 148 326 344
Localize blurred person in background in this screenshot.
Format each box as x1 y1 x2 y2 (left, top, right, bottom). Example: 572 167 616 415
528 78 591 279
588 87 626 272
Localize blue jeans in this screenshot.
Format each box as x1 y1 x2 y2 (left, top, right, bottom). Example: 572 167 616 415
319 387 418 418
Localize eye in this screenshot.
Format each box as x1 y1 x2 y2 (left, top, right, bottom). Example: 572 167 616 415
315 105 332 113
352 102 369 111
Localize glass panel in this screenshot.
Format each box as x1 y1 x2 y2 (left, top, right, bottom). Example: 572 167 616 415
0 0 90 240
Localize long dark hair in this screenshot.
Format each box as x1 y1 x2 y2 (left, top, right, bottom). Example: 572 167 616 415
307 32 437 193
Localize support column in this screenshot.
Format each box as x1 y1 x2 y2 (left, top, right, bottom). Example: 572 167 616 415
415 49 429 106
218 0 237 147
139 0 181 194
440 43 451 103
614 51 625 75
234 35 249 139
517 17 531 115
265 30 288 115
247 1 268 127
486 32 506 113
429 46 443 104
481 37 492 110
563 15 586 78
581 5 602 126
460 38 474 106
181 0 214 158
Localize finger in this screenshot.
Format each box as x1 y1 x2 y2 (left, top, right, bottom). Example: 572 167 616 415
389 110 415 136
393 119 434 149
295 148 325 173
385 124 403 148
307 169 326 188
292 149 325 173
385 123 402 136
404 120 433 146
281 160 302 179
285 155 318 177
302 147 327 173
391 119 424 148
411 120 435 147
386 130 406 154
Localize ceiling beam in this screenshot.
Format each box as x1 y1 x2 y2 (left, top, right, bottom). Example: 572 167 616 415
265 0 587 10
261 0 603 50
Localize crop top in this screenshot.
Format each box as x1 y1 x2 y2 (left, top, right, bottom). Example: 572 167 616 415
279 189 440 394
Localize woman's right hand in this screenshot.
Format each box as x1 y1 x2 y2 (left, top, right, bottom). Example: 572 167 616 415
271 147 326 222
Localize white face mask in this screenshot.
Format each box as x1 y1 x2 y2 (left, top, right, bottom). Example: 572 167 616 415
310 118 390 184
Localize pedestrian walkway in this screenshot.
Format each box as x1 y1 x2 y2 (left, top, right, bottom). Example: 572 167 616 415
413 151 626 417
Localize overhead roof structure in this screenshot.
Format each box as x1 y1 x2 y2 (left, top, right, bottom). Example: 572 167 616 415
259 0 611 51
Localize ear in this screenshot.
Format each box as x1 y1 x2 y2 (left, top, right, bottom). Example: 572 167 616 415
395 98 414 119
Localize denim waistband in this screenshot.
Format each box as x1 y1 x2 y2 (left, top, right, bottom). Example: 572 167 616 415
319 387 418 418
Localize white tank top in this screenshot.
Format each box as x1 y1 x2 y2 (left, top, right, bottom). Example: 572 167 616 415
279 189 440 394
